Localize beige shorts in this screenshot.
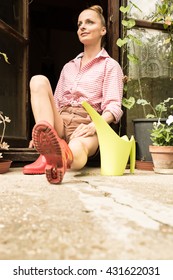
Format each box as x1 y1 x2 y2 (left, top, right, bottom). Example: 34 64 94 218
60 106 92 143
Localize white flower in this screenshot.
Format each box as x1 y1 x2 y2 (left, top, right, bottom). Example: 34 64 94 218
0 141 10 150
166 115 173 126
4 116 11 123
0 153 2 159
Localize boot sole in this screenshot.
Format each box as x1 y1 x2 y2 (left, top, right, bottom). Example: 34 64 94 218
32 122 66 184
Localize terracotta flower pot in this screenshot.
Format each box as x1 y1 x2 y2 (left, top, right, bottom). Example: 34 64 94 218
0 159 12 174
149 145 173 174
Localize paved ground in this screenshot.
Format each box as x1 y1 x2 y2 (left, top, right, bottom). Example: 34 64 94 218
0 167 173 260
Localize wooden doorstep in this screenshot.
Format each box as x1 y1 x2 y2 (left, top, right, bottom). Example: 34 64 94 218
1 148 39 162
1 148 101 167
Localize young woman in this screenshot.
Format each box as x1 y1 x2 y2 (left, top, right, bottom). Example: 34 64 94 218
23 5 124 184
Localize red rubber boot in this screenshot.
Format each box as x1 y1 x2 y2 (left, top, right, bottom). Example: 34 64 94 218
23 155 46 174
32 121 73 184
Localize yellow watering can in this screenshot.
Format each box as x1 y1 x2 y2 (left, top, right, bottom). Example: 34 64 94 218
82 101 136 176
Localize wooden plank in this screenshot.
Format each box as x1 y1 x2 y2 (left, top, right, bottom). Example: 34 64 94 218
1 148 39 162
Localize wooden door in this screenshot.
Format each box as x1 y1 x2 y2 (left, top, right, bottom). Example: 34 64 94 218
107 0 121 61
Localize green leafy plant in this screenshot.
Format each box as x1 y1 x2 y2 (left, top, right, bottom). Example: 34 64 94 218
136 97 173 119
149 0 173 70
150 114 173 146
117 1 143 111
150 0 173 40
0 111 11 158
117 1 142 67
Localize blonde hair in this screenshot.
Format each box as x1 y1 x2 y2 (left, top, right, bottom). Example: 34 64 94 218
86 5 106 47
87 5 106 27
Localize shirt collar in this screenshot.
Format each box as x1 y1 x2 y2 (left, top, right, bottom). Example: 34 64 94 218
74 48 110 61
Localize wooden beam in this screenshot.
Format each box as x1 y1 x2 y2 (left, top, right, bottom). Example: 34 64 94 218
0 19 28 44
135 19 165 31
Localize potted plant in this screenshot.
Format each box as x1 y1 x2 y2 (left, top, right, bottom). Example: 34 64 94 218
0 51 12 173
132 97 173 165
149 115 173 174
0 111 12 173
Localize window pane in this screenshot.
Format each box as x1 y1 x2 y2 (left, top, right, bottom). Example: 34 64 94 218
129 29 173 78
126 28 173 135
0 0 24 34
127 0 158 19
0 31 26 139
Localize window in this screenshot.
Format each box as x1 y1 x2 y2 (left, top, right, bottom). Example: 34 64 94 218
122 0 173 135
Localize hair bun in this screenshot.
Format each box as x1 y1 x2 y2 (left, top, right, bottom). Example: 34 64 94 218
89 5 103 15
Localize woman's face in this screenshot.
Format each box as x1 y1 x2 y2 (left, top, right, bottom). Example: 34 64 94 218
77 9 106 46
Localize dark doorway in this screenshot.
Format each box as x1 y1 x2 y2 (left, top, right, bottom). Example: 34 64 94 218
29 0 108 91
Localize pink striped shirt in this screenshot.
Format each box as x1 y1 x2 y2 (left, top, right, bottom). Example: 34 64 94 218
54 48 124 123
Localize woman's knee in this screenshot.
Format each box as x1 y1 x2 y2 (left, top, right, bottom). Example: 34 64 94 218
70 139 87 155
69 139 88 169
30 75 50 92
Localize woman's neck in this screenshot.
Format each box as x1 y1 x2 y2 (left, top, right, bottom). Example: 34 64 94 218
83 44 102 60
80 45 102 68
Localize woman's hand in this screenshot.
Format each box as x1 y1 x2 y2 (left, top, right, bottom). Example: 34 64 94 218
28 140 34 148
70 122 96 140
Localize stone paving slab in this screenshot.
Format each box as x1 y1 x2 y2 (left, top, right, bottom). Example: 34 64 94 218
0 167 173 260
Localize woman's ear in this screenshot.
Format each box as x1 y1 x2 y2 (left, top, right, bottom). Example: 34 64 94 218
102 27 107 36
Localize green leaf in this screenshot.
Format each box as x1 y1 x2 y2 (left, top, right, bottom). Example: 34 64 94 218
127 54 139 64
136 99 150 106
128 34 142 46
164 37 171 44
122 96 135 109
158 3 168 15
122 19 136 29
120 5 130 14
153 16 164 23
163 24 169 30
155 103 167 112
116 38 128 47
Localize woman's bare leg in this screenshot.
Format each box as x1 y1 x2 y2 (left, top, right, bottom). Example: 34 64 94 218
30 75 64 138
26 74 99 181
69 135 99 169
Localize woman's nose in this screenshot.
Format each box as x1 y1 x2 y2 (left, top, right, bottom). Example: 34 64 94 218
79 23 85 30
